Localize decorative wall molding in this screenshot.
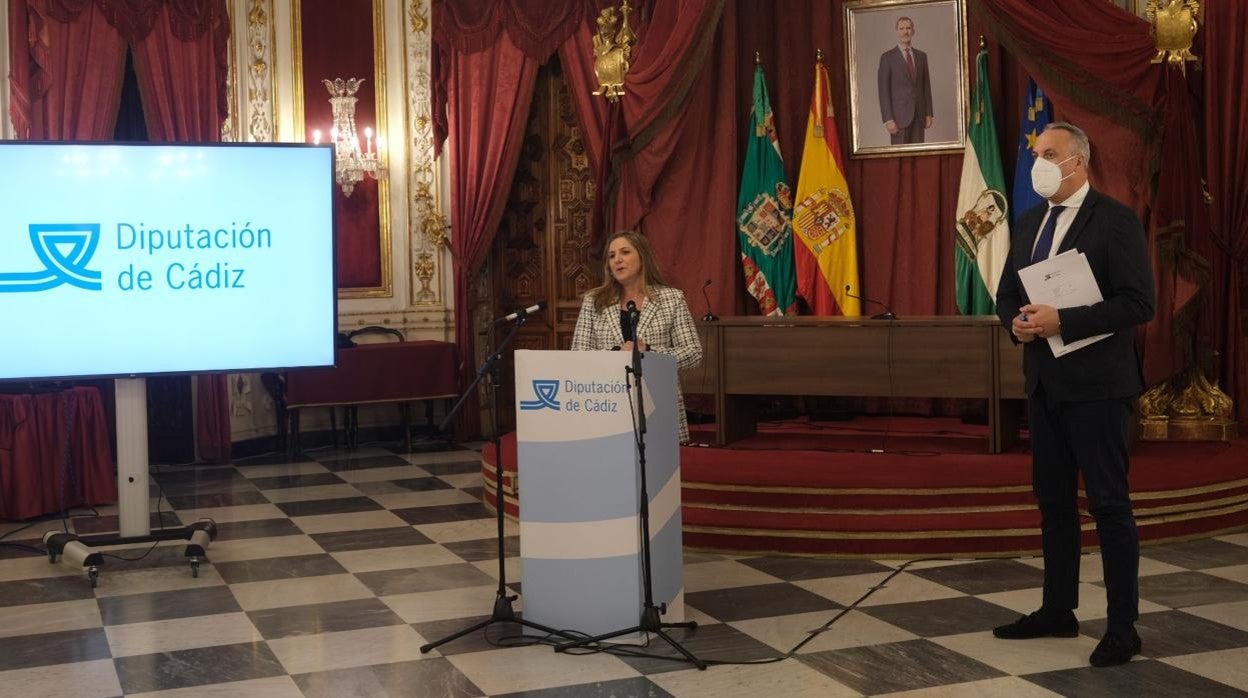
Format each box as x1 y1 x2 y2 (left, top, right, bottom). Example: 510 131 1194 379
1 1 10 139
405 0 449 308
246 0 278 143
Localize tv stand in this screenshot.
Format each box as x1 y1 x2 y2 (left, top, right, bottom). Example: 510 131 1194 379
43 378 215 587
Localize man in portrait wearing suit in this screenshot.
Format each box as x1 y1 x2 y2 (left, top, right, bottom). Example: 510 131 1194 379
877 16 933 144
994 122 1155 667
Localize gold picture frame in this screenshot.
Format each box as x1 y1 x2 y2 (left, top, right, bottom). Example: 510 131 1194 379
291 0 393 300
844 0 969 158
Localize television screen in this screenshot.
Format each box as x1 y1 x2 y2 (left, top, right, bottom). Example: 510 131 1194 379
0 142 337 381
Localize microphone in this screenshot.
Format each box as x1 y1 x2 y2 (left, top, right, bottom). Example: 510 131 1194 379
495 301 546 323
700 279 718 321
844 284 897 320
625 299 641 321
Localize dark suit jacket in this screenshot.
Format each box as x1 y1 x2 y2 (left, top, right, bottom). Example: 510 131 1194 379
877 46 933 128
995 188 1155 403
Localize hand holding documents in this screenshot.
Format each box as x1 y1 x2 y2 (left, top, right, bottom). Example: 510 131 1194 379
1017 250 1112 357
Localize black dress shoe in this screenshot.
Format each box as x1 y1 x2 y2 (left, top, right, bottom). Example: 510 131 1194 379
992 609 1079 639
1090 628 1142 667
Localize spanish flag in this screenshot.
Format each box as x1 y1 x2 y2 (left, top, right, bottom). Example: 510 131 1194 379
792 57 860 316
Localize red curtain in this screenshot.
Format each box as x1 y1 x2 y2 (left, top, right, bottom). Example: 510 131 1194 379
1202 1 1248 425
445 32 539 436
1142 67 1209 389
130 1 232 462
7 0 128 139
432 0 613 153
0 389 115 521
130 0 229 141
558 0 734 313
969 0 1158 216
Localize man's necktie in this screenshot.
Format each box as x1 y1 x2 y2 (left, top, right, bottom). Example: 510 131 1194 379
905 49 916 81
1030 205 1066 265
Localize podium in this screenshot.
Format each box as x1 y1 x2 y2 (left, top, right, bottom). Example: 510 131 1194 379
515 350 685 637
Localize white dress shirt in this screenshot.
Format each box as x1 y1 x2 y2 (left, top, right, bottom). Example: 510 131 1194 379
1032 180 1090 259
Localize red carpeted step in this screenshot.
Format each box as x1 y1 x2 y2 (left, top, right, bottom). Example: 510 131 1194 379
481 426 1248 556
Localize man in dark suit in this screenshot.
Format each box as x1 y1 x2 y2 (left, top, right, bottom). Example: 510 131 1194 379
994 122 1155 667
877 16 933 144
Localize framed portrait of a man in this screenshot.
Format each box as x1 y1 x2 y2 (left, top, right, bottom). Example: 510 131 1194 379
844 0 968 158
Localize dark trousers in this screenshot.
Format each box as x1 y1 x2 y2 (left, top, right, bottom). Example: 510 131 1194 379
1029 385 1139 632
889 116 925 144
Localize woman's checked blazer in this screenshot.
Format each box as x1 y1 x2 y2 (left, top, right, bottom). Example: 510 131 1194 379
571 285 703 443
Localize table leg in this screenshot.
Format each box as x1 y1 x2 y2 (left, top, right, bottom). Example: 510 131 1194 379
720 395 758 446
400 401 412 452
290 408 301 462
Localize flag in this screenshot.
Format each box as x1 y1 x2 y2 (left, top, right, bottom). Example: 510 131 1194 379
1012 78 1053 227
736 63 797 316
954 47 1010 315
792 59 860 316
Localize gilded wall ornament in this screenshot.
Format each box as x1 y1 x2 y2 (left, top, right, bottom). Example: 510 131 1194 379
1146 0 1200 73
592 2 636 101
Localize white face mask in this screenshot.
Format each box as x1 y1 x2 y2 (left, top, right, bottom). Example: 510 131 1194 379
1031 155 1077 199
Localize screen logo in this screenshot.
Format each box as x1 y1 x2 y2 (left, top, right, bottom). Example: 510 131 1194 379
519 379 561 411
0 223 103 292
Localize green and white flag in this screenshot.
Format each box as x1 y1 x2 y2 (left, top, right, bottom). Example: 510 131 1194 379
954 48 1010 315
737 63 797 316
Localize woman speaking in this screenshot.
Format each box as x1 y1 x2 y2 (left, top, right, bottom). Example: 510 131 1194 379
571 230 703 443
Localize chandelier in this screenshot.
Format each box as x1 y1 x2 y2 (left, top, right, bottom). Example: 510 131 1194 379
313 78 385 197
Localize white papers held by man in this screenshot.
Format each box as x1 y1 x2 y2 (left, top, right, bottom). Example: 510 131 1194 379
1017 250 1111 357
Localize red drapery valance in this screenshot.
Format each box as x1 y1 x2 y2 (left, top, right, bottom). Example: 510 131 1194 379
8 0 230 140
1201 0 1248 425
46 0 223 43
432 0 616 64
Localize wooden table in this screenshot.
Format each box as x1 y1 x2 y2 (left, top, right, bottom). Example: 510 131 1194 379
680 317 1024 453
284 341 458 456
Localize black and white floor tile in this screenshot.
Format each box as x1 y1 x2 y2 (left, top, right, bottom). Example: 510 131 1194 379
0 441 1246 697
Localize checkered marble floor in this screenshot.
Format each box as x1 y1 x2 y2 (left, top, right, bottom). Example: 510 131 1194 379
1 442 1246 697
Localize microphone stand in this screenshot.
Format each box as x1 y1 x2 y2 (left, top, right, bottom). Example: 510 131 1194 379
555 309 706 669
845 285 898 321
420 310 573 653
701 280 719 322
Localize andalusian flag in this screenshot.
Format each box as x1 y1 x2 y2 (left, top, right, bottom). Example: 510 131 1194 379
793 58 859 316
737 63 797 316
954 47 1009 315
1013 78 1053 228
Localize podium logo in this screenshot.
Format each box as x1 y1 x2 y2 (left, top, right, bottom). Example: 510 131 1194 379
519 379 561 411
0 224 103 293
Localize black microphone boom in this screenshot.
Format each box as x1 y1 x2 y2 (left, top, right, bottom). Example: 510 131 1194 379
844 284 897 320
701 279 718 322
495 301 547 323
